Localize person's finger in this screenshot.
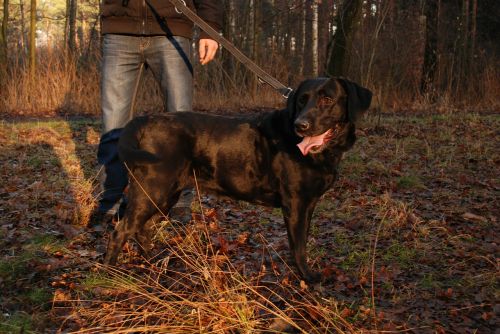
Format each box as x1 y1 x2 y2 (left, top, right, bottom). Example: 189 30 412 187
199 39 207 63
199 39 218 65
205 42 218 63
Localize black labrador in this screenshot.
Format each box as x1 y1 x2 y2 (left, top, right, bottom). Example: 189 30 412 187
104 77 372 282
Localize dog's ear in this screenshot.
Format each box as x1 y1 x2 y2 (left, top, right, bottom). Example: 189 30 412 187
338 78 372 122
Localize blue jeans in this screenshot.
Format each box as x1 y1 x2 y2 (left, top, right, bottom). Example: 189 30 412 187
97 34 193 215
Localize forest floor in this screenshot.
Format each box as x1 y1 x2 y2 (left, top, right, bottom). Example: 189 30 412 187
0 111 498 333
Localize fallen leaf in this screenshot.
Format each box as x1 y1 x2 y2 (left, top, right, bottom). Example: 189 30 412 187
462 212 487 223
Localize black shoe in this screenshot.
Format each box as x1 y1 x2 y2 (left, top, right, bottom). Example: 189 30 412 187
87 209 115 232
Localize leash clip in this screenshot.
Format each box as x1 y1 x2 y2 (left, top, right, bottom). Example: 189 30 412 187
282 87 293 99
175 0 187 14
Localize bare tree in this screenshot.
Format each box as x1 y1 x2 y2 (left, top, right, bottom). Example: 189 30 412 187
326 0 363 76
311 0 319 76
299 1 306 76
20 0 27 54
247 0 255 57
421 0 439 96
68 0 77 53
364 1 390 86
1 0 8 62
29 0 35 81
468 0 477 77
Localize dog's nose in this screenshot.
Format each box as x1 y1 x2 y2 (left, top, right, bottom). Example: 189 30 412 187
294 119 310 132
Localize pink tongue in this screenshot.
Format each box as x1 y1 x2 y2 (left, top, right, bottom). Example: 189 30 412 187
297 129 331 156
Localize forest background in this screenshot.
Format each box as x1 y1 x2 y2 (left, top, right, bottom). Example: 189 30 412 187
1 0 499 114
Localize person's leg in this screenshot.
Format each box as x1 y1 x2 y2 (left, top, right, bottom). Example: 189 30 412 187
145 35 194 223
146 35 193 113
92 35 144 225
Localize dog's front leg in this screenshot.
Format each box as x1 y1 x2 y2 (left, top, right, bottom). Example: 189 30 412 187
282 202 321 283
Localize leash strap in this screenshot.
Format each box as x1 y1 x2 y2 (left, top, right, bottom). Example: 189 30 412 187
166 0 293 99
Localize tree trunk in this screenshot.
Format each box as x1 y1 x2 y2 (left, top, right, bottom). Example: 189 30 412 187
247 0 254 57
64 0 69 47
20 0 26 54
468 0 477 75
68 0 77 54
299 1 306 76
253 0 259 63
311 0 319 76
0 0 8 62
29 0 36 81
222 0 236 78
458 0 470 86
253 0 261 95
420 0 439 96
326 0 363 77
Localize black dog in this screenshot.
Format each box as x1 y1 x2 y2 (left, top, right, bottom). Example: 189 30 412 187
104 77 372 282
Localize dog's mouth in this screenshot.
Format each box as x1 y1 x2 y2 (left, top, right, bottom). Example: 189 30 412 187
296 124 343 156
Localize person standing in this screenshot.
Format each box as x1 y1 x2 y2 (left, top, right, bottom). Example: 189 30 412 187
90 0 223 228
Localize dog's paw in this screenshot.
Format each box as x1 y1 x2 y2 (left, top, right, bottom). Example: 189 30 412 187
303 270 322 284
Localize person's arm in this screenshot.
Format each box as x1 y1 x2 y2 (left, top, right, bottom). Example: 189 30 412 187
194 0 223 65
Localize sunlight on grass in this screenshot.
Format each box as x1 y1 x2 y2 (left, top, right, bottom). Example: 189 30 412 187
5 120 98 225
69 219 353 333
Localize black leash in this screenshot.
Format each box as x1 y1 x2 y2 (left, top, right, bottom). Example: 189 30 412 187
167 0 293 99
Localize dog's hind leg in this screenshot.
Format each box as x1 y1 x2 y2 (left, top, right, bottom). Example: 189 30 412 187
104 189 159 265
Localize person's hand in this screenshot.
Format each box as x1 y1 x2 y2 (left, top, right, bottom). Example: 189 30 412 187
199 39 218 65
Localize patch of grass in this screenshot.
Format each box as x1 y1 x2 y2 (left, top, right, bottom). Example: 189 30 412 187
29 234 67 254
0 234 68 284
0 313 34 334
259 217 271 225
341 152 366 176
341 249 371 271
366 159 389 176
419 273 439 289
0 252 37 283
272 208 282 217
27 156 43 168
309 244 327 260
431 114 449 122
313 198 337 220
402 136 424 155
80 272 115 290
24 288 52 307
396 174 424 189
382 242 418 269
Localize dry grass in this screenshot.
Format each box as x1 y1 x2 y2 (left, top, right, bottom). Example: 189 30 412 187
65 218 354 333
1 50 499 116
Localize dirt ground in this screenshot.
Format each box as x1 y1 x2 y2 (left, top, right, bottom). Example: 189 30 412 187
0 111 498 333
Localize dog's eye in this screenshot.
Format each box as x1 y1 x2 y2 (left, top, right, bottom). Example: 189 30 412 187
318 96 335 108
298 95 309 107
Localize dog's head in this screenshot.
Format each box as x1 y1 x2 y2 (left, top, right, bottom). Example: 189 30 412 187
287 77 372 156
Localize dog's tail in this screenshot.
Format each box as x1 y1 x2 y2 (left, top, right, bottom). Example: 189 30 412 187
118 117 160 165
